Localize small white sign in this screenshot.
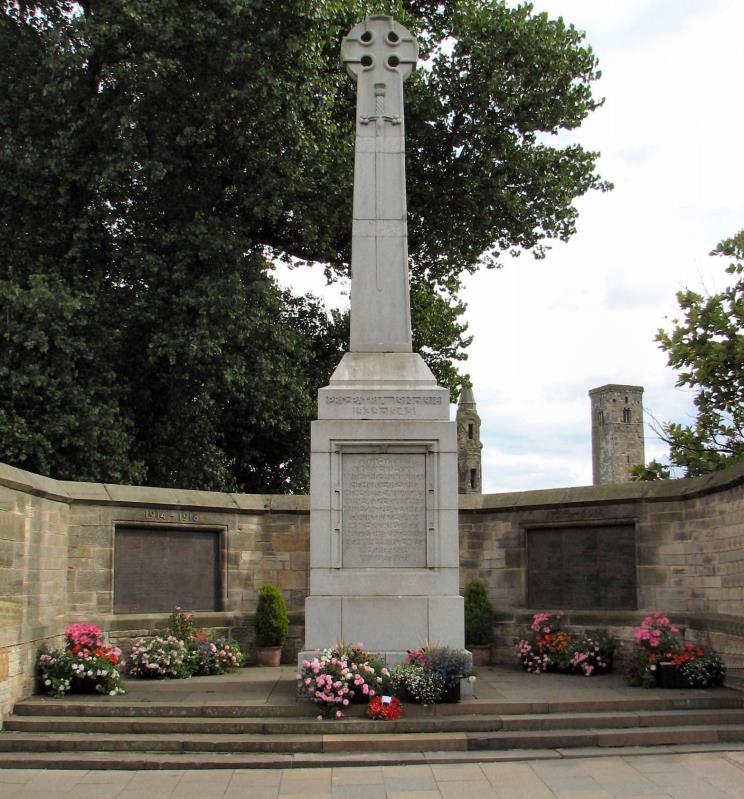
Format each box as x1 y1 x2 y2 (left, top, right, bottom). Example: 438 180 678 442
381 695 392 705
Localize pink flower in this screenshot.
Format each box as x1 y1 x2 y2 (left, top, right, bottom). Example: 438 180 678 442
336 710 343 718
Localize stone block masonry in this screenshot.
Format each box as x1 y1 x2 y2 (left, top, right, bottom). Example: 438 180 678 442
1 458 743 724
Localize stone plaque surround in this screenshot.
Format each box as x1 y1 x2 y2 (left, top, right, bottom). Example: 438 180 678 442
114 526 222 614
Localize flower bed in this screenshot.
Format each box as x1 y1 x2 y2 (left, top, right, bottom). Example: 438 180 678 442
516 612 616 676
37 624 125 697
127 607 246 680
624 613 726 688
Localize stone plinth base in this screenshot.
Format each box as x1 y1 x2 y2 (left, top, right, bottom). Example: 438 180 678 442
304 351 464 661
303 594 464 656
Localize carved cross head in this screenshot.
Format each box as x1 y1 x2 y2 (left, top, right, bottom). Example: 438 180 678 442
341 16 418 126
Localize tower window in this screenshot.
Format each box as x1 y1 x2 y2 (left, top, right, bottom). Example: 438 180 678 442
469 468 477 490
623 408 631 423
598 409 604 426
625 396 629 403
467 423 474 440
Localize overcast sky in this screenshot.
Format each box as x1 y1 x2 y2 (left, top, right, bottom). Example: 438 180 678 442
276 0 744 493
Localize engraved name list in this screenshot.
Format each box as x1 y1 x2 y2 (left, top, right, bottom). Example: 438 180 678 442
341 453 426 568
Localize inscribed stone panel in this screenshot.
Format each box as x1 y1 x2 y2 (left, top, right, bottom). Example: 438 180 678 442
114 527 220 613
342 453 426 568
527 525 637 610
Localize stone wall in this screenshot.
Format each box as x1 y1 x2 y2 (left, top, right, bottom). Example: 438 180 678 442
0 468 71 720
459 462 744 664
1 459 743 724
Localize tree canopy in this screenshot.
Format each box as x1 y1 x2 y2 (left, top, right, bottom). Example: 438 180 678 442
1 0 609 492
644 230 744 478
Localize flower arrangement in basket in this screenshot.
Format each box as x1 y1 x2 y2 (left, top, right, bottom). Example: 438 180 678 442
367 695 403 720
516 612 616 676
389 645 473 704
624 613 725 689
297 643 390 718
37 624 125 697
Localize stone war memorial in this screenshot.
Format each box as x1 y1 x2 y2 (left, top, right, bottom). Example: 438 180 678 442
1 12 744 770
302 15 464 659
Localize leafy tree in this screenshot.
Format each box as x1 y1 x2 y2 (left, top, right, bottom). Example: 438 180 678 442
629 459 671 482
1 0 609 491
646 231 744 478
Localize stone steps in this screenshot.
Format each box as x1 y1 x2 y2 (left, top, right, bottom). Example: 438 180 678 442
3 724 744 754
14 694 744 717
3 692 744 768
6 707 744 736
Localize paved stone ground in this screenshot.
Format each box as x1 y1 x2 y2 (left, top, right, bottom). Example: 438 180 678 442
19 663 737 708
2 753 744 798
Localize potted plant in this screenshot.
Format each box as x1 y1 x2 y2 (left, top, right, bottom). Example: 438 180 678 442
464 580 494 666
254 583 289 666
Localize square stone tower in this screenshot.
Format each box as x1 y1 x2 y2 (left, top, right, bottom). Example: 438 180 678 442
589 384 645 484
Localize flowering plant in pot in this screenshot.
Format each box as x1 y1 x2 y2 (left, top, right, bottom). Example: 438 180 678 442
37 623 125 697
127 607 246 679
516 613 615 676
254 583 289 666
464 580 494 667
297 642 389 718
624 613 725 689
390 645 473 704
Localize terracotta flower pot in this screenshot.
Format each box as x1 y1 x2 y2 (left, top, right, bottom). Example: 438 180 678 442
255 646 282 667
469 645 491 667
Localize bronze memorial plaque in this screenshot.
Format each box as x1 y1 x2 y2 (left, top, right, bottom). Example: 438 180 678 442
341 452 427 568
114 526 221 613
527 524 637 610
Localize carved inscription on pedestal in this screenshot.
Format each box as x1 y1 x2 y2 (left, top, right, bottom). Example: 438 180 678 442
342 453 426 568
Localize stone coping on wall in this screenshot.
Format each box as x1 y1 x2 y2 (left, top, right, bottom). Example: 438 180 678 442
90 609 744 641
0 462 309 513
2 459 743 514
460 460 744 512
98 610 306 633
494 610 744 639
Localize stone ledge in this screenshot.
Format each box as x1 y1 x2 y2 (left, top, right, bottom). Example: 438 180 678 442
461 460 744 512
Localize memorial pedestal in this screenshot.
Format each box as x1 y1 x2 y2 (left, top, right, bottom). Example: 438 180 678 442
302 353 464 663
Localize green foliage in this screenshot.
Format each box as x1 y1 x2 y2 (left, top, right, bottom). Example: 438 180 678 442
629 459 672 482
1 1 609 486
254 583 289 647
167 607 197 642
463 580 494 646
653 230 744 477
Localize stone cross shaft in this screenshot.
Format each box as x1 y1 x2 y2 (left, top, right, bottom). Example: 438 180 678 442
341 16 418 353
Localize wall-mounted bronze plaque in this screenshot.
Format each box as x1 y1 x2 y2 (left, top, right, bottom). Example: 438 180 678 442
527 524 637 610
114 526 221 613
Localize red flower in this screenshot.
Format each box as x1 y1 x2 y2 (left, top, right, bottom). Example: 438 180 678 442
367 696 403 721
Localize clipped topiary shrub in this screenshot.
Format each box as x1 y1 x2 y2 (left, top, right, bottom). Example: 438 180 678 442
464 580 494 646
254 583 289 647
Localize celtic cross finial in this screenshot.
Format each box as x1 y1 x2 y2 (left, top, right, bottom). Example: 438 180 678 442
341 16 418 353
